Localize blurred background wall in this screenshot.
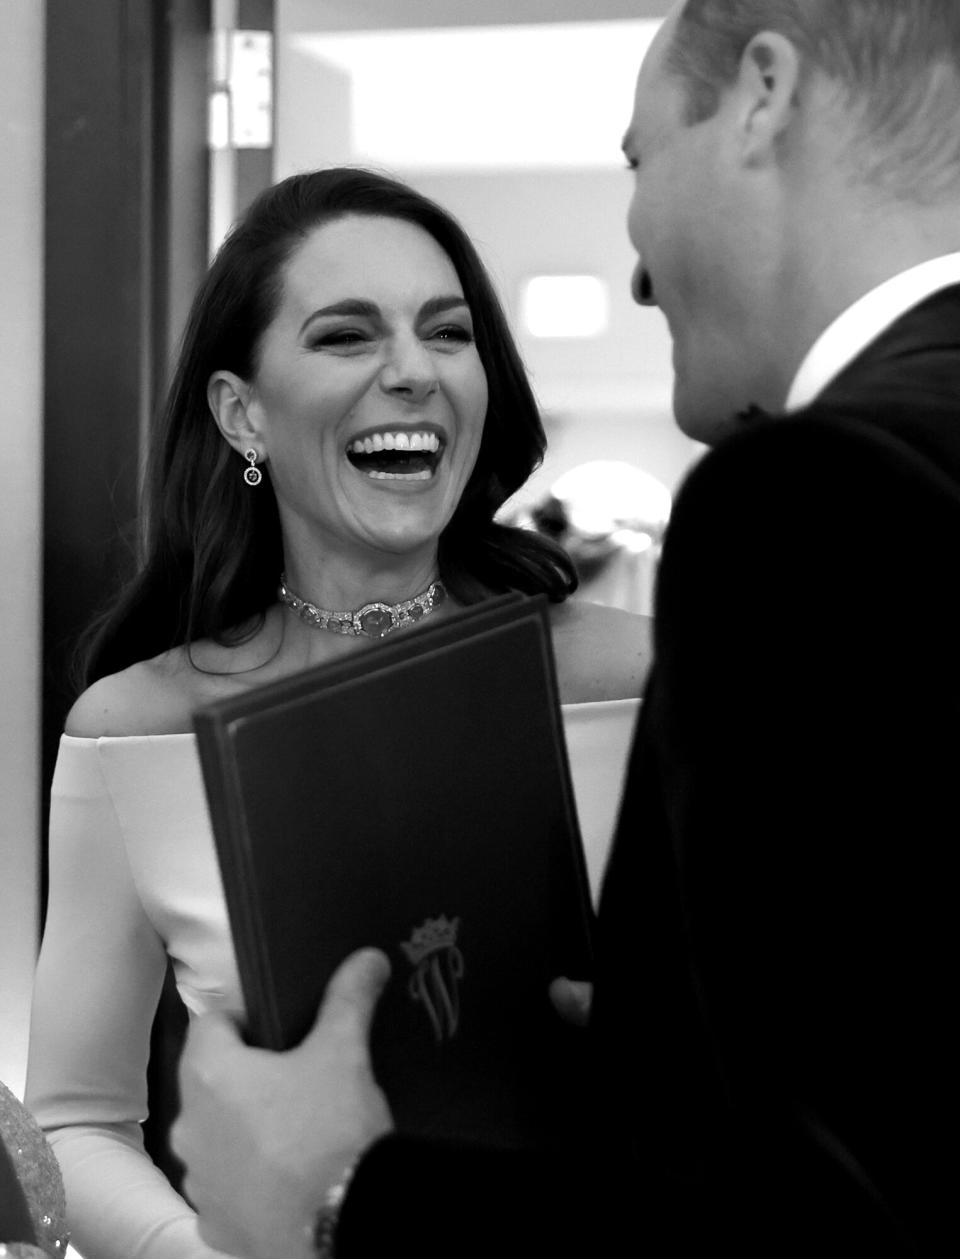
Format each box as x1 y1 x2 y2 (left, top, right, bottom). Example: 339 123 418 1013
0 0 44 1098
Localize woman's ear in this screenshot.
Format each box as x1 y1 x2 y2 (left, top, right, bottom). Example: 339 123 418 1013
207 370 264 458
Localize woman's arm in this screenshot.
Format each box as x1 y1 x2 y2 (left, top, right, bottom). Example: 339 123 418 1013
26 739 232 1259
549 600 653 704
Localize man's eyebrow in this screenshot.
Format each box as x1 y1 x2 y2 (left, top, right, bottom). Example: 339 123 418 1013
298 295 469 337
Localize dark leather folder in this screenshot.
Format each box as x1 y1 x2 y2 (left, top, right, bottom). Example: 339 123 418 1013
194 593 595 1151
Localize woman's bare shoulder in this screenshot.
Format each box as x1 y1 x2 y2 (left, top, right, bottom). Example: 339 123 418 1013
548 599 653 704
64 648 207 737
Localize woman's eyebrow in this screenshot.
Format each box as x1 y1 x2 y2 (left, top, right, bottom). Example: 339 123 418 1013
419 295 470 319
299 294 469 337
299 299 379 335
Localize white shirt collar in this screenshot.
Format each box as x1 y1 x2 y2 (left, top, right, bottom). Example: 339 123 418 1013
784 252 960 412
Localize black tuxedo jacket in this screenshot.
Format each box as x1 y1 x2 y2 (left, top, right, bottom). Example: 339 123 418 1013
339 286 960 1256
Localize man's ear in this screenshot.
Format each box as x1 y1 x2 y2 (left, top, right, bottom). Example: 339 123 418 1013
733 31 802 167
207 370 264 458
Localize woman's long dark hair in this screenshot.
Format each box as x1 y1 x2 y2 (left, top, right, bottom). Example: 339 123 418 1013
78 168 577 688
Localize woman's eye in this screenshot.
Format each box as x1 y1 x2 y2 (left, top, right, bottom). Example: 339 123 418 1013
428 325 473 346
311 329 369 350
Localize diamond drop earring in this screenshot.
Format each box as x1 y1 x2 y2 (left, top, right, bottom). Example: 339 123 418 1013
243 448 262 487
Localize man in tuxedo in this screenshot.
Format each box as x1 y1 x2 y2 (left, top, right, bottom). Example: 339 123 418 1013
172 2 960 1255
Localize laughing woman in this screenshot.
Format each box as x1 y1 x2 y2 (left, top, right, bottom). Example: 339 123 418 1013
25 168 649 1259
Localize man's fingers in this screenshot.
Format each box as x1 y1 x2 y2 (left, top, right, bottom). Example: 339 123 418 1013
310 947 392 1047
549 977 593 1028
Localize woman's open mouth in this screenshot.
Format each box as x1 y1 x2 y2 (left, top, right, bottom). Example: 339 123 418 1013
346 430 444 481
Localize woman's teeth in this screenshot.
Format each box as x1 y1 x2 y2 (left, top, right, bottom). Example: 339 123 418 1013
348 431 440 455
346 430 443 480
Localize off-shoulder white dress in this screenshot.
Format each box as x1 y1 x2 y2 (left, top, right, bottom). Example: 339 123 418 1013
25 699 639 1259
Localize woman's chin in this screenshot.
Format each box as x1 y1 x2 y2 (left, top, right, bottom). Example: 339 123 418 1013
349 512 450 561
342 478 459 558
362 529 446 561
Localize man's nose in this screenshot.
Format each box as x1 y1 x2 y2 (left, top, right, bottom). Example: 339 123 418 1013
631 262 657 307
379 334 439 403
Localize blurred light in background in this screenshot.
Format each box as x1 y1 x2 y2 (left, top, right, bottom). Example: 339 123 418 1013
521 275 609 339
291 20 660 170
551 459 672 544
510 459 672 615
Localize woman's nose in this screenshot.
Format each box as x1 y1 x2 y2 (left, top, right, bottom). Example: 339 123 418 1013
379 333 439 403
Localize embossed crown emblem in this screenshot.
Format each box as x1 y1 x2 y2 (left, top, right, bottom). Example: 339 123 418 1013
400 914 460 966
400 915 465 1042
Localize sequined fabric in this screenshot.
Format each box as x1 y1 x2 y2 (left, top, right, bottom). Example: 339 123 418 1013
0 1081 70 1258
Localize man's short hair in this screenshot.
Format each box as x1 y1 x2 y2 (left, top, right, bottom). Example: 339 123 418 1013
667 0 960 197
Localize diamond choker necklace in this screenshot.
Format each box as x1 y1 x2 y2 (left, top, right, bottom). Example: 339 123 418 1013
278 573 446 639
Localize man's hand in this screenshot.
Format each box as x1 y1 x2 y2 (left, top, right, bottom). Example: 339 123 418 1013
549 977 593 1028
172 948 394 1259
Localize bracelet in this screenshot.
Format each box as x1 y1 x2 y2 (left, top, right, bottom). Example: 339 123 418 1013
310 1158 357 1259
